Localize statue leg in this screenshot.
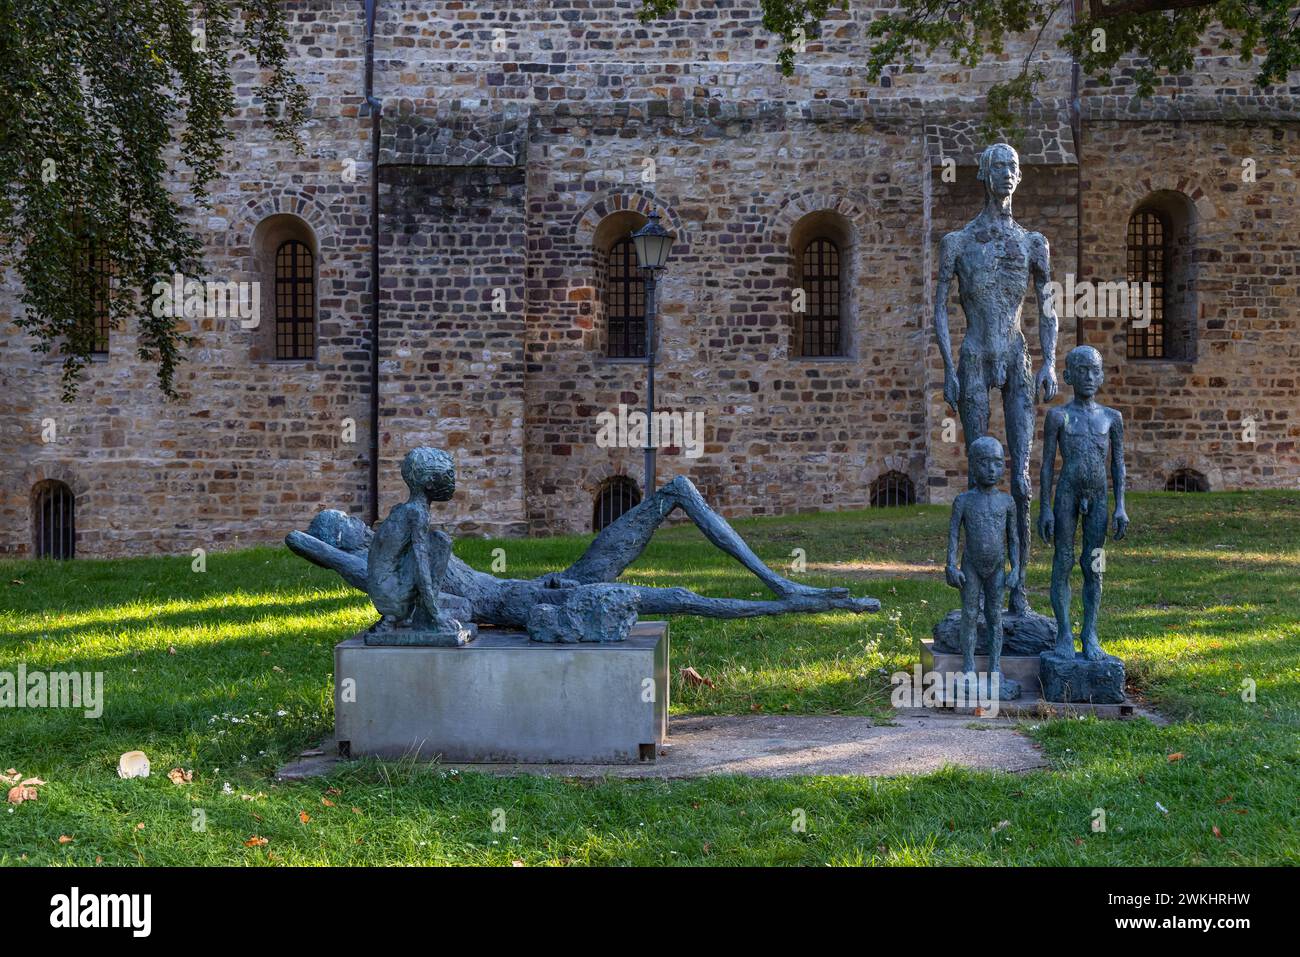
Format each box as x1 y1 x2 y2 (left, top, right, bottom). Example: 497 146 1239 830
984 569 1005 678
1049 492 1079 657
957 355 991 491
631 584 880 618
1079 501 1109 660
563 475 834 599
1003 360 1035 616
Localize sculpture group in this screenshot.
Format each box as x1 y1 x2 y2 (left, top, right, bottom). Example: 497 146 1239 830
287 142 1127 704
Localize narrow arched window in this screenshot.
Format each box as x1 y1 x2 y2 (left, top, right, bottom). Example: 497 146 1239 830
1165 469 1209 493
1126 208 1167 359
33 480 75 559
800 238 840 356
869 470 916 508
593 476 642 532
275 239 315 360
78 240 111 355
606 238 645 358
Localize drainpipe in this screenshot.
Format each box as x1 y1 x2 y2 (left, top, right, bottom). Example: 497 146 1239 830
365 0 382 524
1071 0 1085 347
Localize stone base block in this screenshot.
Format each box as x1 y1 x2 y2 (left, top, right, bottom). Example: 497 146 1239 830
1039 651 1126 704
335 620 668 763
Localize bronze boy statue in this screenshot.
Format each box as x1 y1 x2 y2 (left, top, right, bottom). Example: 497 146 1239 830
946 435 1021 700
1039 345 1129 662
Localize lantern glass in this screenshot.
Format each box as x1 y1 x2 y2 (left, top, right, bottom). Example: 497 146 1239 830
631 212 673 270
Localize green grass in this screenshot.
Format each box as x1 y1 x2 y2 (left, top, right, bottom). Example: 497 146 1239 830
1 492 1297 865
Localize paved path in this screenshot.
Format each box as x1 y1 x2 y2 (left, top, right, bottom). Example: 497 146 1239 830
277 712 1053 781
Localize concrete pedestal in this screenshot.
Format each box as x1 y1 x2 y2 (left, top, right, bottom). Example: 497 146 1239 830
334 620 668 763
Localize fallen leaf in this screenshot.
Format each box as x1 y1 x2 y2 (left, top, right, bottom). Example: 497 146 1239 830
680 666 715 689
1156 801 1169 815
992 820 1011 833
1167 752 1185 762
244 835 269 847
95 856 102 864
701 842 711 855
1216 794 1234 804
19 777 45 787
511 860 524 867
750 702 763 712
167 646 177 655
251 812 263 822
58 835 74 844
1212 825 1223 840
1 769 20 784
167 768 193 786
117 751 150 779
298 811 311 824
351 807 362 815
7 786 37 805
135 823 145 831
325 787 341 796
10 579 24 585
1074 837 1085 846
1232 808 1249 815
321 798 335 807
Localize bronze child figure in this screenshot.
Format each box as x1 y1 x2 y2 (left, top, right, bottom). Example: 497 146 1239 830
946 435 1021 700
365 447 474 646
1038 345 1129 661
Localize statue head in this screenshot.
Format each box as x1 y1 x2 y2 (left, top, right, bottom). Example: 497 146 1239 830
307 509 373 553
969 435 1006 489
401 447 456 502
1064 345 1104 398
977 143 1021 201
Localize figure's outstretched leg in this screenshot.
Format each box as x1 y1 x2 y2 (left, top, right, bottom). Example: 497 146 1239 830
631 583 879 619
1049 493 1078 657
1079 500 1109 660
564 476 837 599
1004 358 1035 617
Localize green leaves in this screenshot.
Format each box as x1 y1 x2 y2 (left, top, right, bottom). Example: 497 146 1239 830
0 0 306 400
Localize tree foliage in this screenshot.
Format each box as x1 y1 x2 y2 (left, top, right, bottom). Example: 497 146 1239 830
0 0 307 400
638 1 1300 136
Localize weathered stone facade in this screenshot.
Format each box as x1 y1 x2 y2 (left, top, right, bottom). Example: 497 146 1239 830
1 1 1297 557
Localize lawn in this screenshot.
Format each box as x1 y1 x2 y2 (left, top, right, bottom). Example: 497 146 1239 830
1 492 1297 865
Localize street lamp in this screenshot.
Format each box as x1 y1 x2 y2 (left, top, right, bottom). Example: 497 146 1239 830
630 210 674 494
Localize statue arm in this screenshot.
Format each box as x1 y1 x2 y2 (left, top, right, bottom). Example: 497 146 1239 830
1109 410 1129 538
1030 234 1059 401
945 496 966 587
935 233 960 409
410 514 451 614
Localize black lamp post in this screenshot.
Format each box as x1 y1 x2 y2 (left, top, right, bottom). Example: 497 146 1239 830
630 210 674 494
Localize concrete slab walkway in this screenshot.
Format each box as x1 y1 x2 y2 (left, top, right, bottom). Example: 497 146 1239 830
277 711 1060 781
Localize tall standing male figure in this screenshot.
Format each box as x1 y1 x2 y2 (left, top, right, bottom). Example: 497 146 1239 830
934 143 1060 616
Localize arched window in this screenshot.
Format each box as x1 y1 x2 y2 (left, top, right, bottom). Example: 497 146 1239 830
251 214 318 362
77 238 111 355
593 476 642 532
1126 192 1196 361
1165 469 1209 493
1126 208 1166 358
32 481 75 559
275 239 315 360
605 237 645 358
800 238 841 356
869 470 916 508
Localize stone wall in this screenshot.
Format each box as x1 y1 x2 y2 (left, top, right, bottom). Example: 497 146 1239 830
0 0 1296 558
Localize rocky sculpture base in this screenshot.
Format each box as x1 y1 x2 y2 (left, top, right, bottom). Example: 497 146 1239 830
525 583 640 643
931 608 1056 656
363 620 477 647
1039 650 1126 705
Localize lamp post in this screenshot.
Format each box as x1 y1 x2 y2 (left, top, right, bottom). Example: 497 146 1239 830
630 210 673 494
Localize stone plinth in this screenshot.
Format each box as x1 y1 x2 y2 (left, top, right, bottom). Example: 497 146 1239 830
1039 651 1126 704
334 621 668 763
